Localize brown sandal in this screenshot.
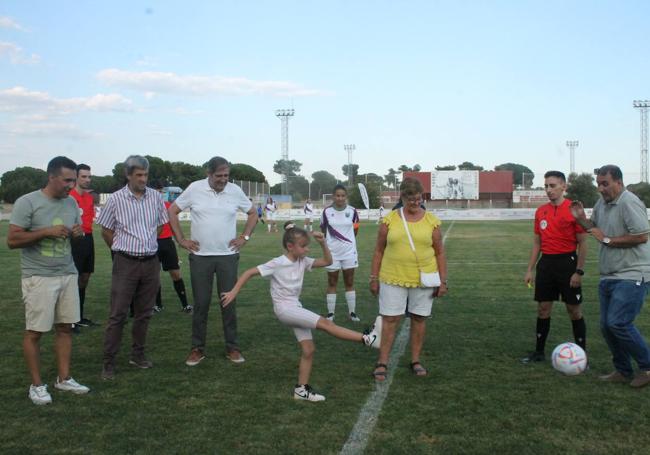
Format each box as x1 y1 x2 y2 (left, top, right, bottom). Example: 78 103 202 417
372 363 388 382
410 361 428 376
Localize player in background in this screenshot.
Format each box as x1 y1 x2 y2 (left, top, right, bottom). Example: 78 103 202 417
303 198 314 232
265 197 278 233
220 222 381 402
521 171 588 364
377 203 386 224
152 181 192 313
256 203 265 225
70 164 97 329
321 184 361 322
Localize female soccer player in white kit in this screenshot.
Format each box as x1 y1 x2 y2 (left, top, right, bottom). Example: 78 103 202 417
320 184 361 322
220 222 380 402
303 199 314 232
264 197 278 233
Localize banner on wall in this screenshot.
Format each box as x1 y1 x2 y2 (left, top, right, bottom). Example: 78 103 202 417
431 170 479 200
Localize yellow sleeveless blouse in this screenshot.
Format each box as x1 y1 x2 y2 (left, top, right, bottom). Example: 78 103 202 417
379 210 441 288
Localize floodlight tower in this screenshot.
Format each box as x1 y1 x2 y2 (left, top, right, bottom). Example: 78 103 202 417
634 100 649 183
344 144 355 185
275 108 295 194
566 140 579 174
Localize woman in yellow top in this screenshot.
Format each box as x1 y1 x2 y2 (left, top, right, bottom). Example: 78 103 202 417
369 177 448 380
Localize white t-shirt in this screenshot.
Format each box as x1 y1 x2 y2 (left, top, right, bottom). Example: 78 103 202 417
304 203 314 218
257 255 315 311
320 204 359 260
174 179 252 256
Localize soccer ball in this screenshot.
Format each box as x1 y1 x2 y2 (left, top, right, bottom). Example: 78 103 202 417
551 342 587 376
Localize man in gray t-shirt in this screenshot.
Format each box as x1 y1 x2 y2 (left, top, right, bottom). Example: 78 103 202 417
572 164 650 388
7 156 90 405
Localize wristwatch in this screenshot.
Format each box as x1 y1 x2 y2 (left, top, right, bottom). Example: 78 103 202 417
602 237 611 245
575 269 585 276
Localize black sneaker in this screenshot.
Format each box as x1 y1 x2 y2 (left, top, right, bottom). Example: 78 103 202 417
349 312 361 322
181 305 193 314
520 351 545 364
153 305 163 313
77 318 96 327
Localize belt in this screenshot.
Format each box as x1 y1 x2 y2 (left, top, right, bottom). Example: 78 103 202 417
116 251 157 261
541 251 576 258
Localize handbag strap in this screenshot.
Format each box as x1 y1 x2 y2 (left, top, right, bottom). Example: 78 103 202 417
400 208 422 268
400 207 416 252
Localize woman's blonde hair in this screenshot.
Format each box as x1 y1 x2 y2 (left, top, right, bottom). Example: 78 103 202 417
400 177 423 198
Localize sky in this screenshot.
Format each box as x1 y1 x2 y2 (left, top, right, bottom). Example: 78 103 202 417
1 1 649 187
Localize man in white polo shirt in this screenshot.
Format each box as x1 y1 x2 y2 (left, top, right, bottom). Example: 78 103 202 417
168 156 257 366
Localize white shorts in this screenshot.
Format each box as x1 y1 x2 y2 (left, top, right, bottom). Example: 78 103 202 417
304 215 313 222
22 274 80 332
275 303 321 342
378 282 434 317
325 253 358 272
266 212 276 221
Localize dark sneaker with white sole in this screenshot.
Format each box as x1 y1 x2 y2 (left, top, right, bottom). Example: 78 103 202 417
520 351 545 364
129 358 153 369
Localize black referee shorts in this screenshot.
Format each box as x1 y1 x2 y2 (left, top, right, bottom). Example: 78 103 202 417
157 237 180 271
534 252 582 305
72 233 95 274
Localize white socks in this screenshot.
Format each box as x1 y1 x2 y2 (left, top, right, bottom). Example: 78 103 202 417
327 291 356 314
345 291 356 314
326 294 336 314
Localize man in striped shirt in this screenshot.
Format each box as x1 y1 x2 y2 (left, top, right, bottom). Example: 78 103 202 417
97 155 169 380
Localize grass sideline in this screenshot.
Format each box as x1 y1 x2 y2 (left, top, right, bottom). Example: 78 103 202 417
1 220 650 454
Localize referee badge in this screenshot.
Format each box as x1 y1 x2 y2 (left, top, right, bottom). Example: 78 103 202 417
540 220 548 230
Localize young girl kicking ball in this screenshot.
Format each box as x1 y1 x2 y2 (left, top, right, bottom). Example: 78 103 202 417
221 222 381 402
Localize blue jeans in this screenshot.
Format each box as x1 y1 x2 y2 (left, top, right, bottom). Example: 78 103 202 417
599 279 650 376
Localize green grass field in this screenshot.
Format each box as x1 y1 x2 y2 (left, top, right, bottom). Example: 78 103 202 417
2 219 650 454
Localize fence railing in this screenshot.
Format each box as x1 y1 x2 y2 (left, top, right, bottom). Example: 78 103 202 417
230 180 270 200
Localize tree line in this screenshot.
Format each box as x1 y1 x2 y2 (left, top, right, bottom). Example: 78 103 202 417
0 156 266 204
3 156 650 209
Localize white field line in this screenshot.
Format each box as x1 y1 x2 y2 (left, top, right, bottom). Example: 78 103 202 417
340 221 455 455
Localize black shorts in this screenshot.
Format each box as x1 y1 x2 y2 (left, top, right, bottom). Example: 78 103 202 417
72 233 95 274
157 237 180 271
534 252 582 305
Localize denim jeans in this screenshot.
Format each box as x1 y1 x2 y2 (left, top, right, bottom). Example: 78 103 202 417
599 278 650 376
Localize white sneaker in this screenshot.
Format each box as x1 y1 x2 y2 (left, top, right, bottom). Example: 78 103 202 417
363 316 383 349
29 384 52 405
293 384 326 402
54 376 90 394
349 312 361 322
326 313 335 321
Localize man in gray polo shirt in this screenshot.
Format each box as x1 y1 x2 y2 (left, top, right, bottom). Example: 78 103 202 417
7 156 91 405
572 164 650 388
